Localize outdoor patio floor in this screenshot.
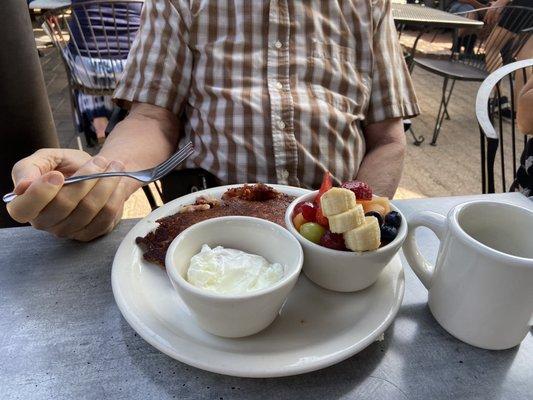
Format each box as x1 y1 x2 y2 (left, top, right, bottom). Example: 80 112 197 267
35 26 506 219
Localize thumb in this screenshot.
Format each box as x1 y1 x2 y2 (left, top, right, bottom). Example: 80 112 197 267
11 149 63 193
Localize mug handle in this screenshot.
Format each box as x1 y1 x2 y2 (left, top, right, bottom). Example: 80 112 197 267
402 211 447 290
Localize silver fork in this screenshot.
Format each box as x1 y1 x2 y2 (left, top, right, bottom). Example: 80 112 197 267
2 142 194 204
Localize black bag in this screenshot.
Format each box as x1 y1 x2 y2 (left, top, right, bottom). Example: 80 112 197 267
159 168 222 201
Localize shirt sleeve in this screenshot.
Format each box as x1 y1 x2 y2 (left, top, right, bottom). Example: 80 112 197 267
365 0 420 124
113 0 192 115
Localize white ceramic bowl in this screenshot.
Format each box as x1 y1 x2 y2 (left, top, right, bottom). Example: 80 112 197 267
165 216 303 338
285 191 407 292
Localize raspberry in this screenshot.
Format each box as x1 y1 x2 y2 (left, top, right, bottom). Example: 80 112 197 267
341 180 372 200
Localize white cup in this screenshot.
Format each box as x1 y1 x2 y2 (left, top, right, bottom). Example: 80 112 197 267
403 201 533 350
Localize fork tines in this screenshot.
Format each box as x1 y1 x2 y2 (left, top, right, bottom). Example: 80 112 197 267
154 141 194 177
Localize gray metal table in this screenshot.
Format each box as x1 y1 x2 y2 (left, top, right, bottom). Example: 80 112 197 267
392 3 485 146
392 3 484 29
1 193 531 400
28 0 71 10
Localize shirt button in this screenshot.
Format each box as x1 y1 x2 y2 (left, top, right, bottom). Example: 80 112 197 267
278 120 286 129
274 41 283 49
275 81 283 90
281 170 289 179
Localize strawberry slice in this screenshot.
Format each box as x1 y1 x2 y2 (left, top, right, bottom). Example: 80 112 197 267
315 207 329 228
314 171 333 205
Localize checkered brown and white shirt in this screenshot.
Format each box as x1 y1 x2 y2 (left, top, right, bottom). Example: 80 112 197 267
113 0 419 188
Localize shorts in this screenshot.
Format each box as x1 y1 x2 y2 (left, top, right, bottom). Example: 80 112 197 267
448 2 476 14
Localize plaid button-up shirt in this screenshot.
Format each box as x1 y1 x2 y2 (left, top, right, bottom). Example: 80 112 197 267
113 0 419 188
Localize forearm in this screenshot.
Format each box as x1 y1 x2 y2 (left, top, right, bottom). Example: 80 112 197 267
491 0 511 7
356 118 406 198
98 103 180 196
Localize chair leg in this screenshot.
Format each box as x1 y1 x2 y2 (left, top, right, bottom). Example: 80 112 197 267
431 77 450 146
142 185 159 210
408 126 425 146
443 79 456 120
407 29 427 73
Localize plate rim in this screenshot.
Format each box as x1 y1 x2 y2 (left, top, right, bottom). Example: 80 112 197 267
111 184 405 378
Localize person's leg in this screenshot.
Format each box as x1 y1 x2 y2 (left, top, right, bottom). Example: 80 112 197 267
92 116 109 143
90 59 125 144
449 2 477 47
76 92 111 144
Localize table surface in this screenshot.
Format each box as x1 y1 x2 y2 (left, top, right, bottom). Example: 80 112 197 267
1 192 532 400
392 3 484 28
28 0 70 10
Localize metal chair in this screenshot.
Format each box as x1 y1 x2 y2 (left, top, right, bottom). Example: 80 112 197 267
476 59 533 194
41 1 160 210
41 0 143 146
395 20 426 145
412 5 533 145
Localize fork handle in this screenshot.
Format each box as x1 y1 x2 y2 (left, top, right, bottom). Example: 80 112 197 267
2 171 132 204
63 171 131 184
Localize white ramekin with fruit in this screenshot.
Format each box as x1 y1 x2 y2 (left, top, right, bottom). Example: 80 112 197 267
284 173 407 292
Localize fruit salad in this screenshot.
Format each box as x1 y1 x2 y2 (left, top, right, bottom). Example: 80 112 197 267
291 172 401 252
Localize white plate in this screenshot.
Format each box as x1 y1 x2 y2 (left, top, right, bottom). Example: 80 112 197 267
111 184 405 378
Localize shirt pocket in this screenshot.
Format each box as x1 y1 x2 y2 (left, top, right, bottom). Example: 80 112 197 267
306 41 370 116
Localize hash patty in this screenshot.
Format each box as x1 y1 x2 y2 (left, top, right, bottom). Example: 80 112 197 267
136 184 295 267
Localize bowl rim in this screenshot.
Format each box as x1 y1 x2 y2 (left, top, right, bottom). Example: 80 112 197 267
165 215 304 301
285 190 407 256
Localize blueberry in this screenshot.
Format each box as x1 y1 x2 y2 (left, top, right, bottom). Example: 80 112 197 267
384 211 402 228
365 211 383 226
381 224 398 243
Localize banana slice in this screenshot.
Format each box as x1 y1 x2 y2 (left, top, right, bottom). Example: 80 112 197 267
343 216 381 252
320 188 356 217
328 204 365 233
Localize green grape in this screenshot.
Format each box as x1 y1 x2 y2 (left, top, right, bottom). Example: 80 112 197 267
299 222 326 244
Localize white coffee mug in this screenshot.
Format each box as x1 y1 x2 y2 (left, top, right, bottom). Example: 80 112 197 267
403 201 533 350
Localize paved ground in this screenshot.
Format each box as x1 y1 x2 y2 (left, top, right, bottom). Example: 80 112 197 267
34 26 516 218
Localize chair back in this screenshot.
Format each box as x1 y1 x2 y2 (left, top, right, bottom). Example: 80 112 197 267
476 59 533 193
453 6 532 72
42 0 143 96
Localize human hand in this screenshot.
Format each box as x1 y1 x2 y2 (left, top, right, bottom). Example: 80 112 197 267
7 148 127 241
484 0 507 25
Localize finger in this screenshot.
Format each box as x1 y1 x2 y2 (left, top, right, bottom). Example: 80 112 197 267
70 183 125 242
11 149 62 188
6 171 64 223
31 156 110 230
13 179 33 195
50 161 125 237
11 149 92 196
